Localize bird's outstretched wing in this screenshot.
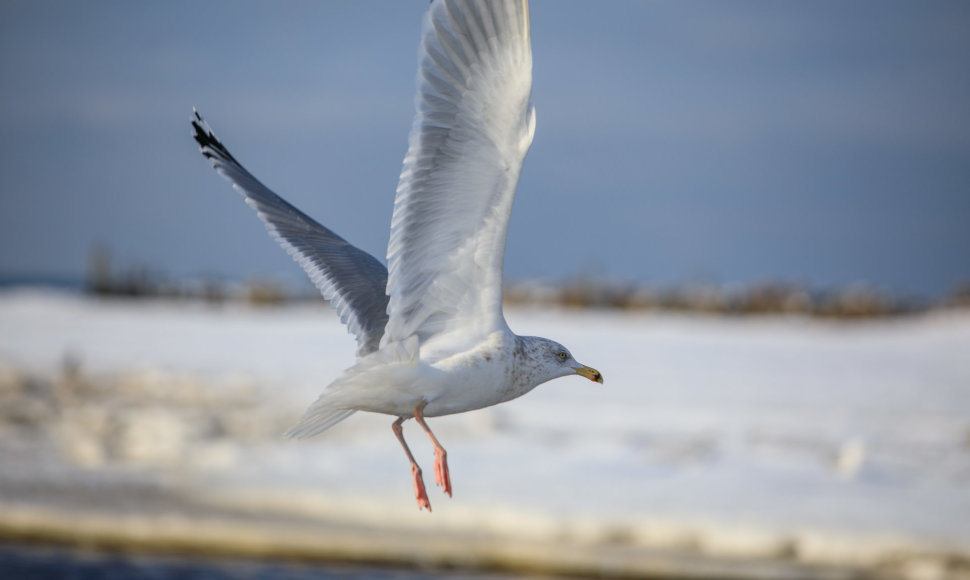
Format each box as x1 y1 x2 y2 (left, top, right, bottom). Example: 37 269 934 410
191 111 389 357
382 0 535 351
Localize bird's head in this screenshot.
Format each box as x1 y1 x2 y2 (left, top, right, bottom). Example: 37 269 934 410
523 337 603 386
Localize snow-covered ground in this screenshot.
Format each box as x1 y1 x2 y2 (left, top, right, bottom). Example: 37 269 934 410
1 289 968 577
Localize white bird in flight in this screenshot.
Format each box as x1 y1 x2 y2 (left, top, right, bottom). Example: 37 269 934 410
192 0 603 512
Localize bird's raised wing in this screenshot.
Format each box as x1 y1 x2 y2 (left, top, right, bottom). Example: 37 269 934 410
191 111 389 357
382 0 535 350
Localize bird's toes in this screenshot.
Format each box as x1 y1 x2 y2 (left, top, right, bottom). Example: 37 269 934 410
433 448 452 497
411 465 432 511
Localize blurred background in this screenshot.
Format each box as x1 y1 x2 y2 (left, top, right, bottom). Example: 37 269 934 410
1 1 969 579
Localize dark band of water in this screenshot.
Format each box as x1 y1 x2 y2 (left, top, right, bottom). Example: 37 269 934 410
0 543 563 580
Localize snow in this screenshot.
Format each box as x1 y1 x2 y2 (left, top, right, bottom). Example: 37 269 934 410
1 288 969 574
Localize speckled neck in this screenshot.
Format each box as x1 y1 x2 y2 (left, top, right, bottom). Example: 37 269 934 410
500 334 554 402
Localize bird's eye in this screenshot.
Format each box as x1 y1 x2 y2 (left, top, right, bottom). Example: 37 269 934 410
557 351 568 361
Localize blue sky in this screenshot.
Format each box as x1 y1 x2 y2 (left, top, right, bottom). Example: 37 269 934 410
1 1 968 298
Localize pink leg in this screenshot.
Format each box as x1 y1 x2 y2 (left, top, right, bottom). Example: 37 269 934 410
413 402 452 497
392 417 431 512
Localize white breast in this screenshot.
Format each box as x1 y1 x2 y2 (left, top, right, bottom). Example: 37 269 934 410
422 331 519 416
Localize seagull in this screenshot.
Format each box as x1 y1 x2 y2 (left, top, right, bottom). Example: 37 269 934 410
191 0 602 512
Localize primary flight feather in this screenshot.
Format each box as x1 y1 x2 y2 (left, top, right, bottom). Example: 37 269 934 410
192 0 602 512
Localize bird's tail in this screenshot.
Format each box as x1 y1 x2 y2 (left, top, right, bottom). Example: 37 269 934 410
284 407 356 440
284 340 419 440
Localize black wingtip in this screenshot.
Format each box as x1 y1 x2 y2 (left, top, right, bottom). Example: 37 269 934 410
190 109 237 163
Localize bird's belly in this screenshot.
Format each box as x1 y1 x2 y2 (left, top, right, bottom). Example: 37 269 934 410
342 332 517 418
421 350 516 417
348 362 507 418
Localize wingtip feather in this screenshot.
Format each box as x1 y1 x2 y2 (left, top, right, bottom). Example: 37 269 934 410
190 109 238 164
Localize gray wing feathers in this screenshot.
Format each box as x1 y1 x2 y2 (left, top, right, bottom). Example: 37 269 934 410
191 111 389 357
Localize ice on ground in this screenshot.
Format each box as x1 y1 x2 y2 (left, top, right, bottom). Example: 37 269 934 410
1 288 969 573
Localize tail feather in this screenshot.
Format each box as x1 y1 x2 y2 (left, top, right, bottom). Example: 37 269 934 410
283 338 420 440
284 408 356 440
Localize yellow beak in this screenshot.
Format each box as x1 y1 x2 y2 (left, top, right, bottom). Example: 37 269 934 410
572 365 604 384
